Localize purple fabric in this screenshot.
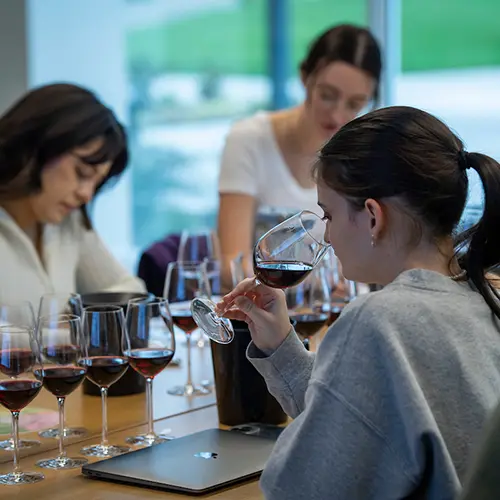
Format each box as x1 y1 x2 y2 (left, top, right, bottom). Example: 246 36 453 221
137 234 181 298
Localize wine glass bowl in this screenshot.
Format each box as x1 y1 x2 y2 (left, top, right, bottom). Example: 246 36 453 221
124 297 176 446
79 305 130 458
0 325 44 485
35 314 88 470
192 210 330 344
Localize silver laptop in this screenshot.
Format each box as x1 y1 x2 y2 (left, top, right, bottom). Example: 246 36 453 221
81 428 279 495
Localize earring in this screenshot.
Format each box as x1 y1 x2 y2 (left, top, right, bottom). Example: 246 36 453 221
371 235 376 248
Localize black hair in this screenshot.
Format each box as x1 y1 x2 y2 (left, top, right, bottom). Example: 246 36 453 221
0 83 128 229
315 105 500 319
300 24 382 102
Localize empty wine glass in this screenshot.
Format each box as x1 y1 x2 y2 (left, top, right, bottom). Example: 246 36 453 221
164 262 211 396
36 315 88 469
79 306 130 458
124 297 176 446
177 229 220 263
37 292 87 440
0 326 44 485
191 210 329 344
0 301 41 451
286 266 330 350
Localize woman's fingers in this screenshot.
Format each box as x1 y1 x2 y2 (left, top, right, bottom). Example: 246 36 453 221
215 278 256 313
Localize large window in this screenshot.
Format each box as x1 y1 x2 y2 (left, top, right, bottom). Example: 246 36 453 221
396 0 500 227
125 0 268 251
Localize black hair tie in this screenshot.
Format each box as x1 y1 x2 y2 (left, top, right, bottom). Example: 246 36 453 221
457 150 470 171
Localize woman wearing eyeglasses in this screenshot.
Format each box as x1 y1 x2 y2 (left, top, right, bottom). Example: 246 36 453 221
217 24 382 287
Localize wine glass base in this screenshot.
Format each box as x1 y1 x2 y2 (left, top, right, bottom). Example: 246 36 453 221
191 297 234 344
38 427 88 439
168 384 212 396
0 439 40 451
80 443 130 458
36 456 88 470
125 433 174 446
0 471 44 485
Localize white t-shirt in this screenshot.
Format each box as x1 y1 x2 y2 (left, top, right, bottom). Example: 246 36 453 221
218 112 319 215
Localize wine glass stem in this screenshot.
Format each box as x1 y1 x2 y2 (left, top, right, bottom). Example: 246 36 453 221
186 334 193 391
100 387 109 447
11 411 20 474
57 397 67 458
146 378 154 437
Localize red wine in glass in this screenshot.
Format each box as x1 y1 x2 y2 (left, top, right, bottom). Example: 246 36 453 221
0 380 42 412
127 348 174 379
79 356 129 387
34 367 86 398
254 261 314 288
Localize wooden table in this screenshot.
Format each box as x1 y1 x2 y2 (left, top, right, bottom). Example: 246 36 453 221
0 406 264 499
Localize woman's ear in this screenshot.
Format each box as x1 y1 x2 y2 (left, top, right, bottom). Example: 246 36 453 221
364 198 385 246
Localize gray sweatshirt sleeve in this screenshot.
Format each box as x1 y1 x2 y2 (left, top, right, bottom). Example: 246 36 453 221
247 330 315 417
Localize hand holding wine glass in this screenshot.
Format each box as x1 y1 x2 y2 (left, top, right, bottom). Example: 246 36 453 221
79 306 130 458
217 279 291 353
124 297 176 446
35 314 88 469
192 210 329 345
0 326 44 485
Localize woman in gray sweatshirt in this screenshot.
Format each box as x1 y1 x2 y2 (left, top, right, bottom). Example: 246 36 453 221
218 106 500 499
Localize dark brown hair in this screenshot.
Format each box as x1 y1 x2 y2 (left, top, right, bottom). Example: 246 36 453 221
300 24 382 102
315 105 500 318
0 83 128 229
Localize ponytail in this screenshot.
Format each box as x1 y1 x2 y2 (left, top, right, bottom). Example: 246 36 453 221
456 152 500 319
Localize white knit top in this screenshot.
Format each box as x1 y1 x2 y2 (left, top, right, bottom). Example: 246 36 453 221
0 208 146 307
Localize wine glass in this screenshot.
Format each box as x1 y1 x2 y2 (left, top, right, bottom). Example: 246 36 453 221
79 306 130 457
0 326 44 485
37 292 87 440
286 266 330 350
191 210 329 344
164 262 211 396
177 229 220 263
0 301 41 451
124 297 176 446
35 315 88 469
